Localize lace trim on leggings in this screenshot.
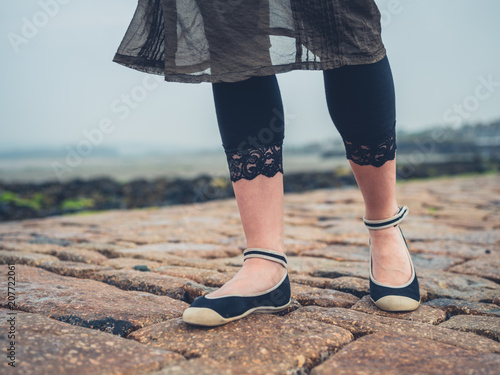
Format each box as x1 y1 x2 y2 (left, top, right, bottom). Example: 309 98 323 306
344 134 396 167
225 143 283 182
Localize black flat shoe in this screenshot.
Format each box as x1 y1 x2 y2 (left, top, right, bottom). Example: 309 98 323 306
182 248 291 327
364 206 421 312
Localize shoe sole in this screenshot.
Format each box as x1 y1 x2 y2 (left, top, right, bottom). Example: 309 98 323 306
182 299 292 327
371 295 421 312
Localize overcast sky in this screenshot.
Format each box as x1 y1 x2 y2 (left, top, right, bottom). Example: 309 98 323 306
1 0 499 155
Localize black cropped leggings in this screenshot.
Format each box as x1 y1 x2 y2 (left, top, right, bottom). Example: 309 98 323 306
212 55 397 182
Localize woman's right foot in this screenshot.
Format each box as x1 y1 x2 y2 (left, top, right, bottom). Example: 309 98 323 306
364 206 421 312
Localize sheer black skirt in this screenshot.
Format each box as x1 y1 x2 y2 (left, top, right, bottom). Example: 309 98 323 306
113 0 386 83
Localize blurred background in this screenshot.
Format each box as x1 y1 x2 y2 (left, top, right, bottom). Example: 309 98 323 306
1 0 499 221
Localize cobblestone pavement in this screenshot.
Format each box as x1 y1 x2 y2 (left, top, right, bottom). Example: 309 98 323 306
1 174 500 374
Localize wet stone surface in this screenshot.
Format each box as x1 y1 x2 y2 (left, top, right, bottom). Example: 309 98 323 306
290 306 500 353
408 239 496 259
438 315 500 342
91 269 213 303
129 314 354 375
291 283 360 308
0 265 187 337
419 270 500 302
116 242 241 259
0 309 185 375
153 265 235 287
31 246 109 264
326 276 370 298
448 256 500 283
1 175 499 374
100 256 164 270
38 261 114 278
289 274 335 288
311 332 500 375
351 295 447 325
148 357 248 375
424 298 500 318
0 249 59 266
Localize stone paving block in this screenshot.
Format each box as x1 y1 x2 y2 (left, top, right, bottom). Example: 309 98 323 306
73 241 130 256
289 256 369 279
100 256 164 270
283 238 325 255
322 221 368 237
457 231 500 247
312 261 370 279
92 269 212 302
284 224 337 243
0 265 187 336
326 276 370 298
0 250 59 266
301 245 369 262
0 309 185 375
25 227 89 244
38 261 114 278
129 314 354 375
424 298 500 318
33 247 109 264
289 274 334 288
187 270 237 288
112 249 234 270
419 270 500 302
291 283 359 308
448 256 500 283
0 241 67 253
116 242 241 259
351 295 446 325
149 358 250 375
301 244 463 271
290 306 500 353
153 265 235 287
0 231 35 242
402 225 492 243
182 282 217 302
310 332 500 375
439 315 500 342
290 306 389 337
409 240 496 259
411 252 464 271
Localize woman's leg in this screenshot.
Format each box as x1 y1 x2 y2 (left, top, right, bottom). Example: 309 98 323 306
208 75 287 297
323 55 412 286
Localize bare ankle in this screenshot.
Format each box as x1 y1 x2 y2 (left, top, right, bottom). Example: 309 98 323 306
364 205 399 221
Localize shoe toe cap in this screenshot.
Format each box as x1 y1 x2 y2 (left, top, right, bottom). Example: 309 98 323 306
372 295 420 312
182 307 227 327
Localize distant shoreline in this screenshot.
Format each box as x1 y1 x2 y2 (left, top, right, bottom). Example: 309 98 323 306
1 155 498 222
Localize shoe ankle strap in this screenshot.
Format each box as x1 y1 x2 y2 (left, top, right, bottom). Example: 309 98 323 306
363 206 409 230
243 248 288 269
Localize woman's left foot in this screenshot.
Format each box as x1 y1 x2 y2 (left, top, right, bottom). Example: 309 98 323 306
368 225 412 286
364 206 421 312
182 248 292 327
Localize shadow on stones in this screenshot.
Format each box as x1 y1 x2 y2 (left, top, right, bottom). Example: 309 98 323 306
57 315 136 337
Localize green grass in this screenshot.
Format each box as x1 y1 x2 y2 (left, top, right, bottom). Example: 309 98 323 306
0 191 44 210
61 197 94 211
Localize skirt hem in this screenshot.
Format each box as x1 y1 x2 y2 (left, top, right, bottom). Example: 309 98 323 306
112 47 386 84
